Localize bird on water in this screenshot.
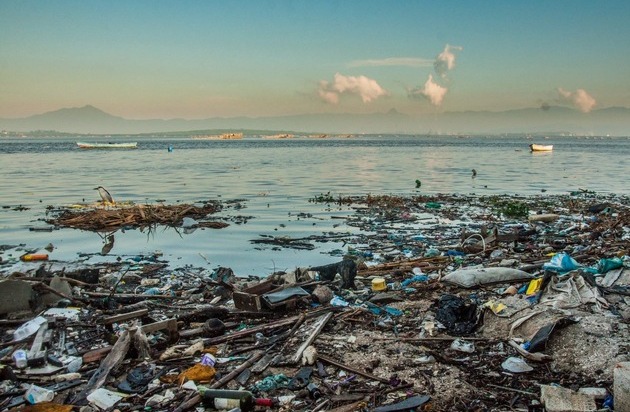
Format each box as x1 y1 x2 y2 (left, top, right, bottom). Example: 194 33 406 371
94 186 114 204
472 169 477 178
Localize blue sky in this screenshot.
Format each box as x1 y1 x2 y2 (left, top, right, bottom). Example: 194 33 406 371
1 0 629 119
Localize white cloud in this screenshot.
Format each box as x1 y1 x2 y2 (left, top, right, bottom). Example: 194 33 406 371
434 44 463 78
557 88 596 113
318 73 388 104
318 81 339 104
409 74 448 106
348 57 434 68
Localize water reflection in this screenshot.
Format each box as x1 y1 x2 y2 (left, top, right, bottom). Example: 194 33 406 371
99 233 115 255
1 136 629 275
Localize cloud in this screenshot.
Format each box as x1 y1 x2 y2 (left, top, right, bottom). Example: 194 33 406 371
557 88 596 113
348 57 434 68
318 81 339 104
434 44 463 78
408 74 448 106
406 44 462 107
318 73 388 104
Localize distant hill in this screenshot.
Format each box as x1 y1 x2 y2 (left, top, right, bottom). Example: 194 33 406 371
1 104 629 136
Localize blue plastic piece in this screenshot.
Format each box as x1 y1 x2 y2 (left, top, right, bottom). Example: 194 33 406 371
543 252 581 273
401 274 428 288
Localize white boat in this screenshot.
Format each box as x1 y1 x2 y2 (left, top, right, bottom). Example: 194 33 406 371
77 141 137 149
529 143 553 152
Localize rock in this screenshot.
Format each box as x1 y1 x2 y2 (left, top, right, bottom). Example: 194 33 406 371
311 285 333 305
41 276 73 306
540 385 596 412
302 345 317 365
0 280 37 315
577 387 607 400
614 362 630 412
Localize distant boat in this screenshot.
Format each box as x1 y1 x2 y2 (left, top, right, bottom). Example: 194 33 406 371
529 143 553 152
191 133 243 140
77 141 137 149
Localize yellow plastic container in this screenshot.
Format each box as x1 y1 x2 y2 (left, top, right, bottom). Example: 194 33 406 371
371 278 387 292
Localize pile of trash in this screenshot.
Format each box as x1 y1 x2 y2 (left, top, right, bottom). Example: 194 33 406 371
45 200 227 232
0 191 629 411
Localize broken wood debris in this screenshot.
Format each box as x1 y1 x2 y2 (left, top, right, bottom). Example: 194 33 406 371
0 191 628 410
46 201 226 231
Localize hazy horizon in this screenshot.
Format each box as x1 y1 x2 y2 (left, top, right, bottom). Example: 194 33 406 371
2 1 630 123
1 103 629 136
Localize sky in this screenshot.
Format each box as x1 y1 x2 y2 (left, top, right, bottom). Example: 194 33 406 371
1 0 629 120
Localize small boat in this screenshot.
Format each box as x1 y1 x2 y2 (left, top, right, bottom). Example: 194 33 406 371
529 143 553 152
77 141 137 149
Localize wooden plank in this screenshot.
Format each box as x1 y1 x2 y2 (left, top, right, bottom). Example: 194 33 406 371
103 309 149 325
84 291 177 300
293 311 333 364
71 328 131 405
82 346 113 364
141 318 177 335
319 354 390 384
27 323 49 367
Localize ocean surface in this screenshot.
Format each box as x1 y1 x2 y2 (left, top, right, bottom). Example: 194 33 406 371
1 135 628 276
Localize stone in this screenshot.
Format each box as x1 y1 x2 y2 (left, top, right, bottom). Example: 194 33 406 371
0 280 36 315
540 385 596 412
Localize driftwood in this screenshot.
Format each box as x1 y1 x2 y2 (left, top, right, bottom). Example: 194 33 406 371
81 318 178 364
357 256 449 277
71 328 131 405
132 326 151 360
83 291 179 300
293 311 333 363
203 315 302 346
103 309 150 325
47 202 226 231
319 354 391 384
507 339 553 362
31 281 85 305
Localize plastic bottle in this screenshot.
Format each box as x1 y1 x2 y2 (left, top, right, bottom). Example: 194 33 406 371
24 384 55 404
13 349 28 368
13 316 47 341
201 389 257 411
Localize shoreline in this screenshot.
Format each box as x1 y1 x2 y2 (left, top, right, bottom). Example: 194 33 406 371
0 191 628 410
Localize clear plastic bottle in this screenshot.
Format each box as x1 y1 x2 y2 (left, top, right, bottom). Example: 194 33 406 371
24 384 54 404
13 317 47 341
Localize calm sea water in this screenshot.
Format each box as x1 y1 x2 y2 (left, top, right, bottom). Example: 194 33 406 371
1 135 628 275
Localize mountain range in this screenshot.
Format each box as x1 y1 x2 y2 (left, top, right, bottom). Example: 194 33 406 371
1 105 629 136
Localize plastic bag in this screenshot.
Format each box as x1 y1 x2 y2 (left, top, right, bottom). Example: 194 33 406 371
542 253 581 273
597 257 623 274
